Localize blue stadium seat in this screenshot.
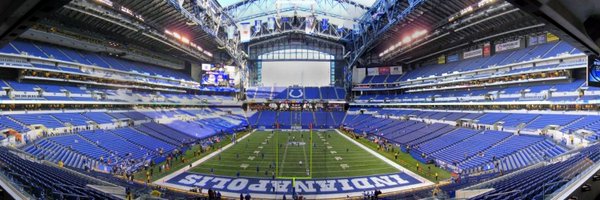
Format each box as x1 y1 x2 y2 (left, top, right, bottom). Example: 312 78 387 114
0 147 119 199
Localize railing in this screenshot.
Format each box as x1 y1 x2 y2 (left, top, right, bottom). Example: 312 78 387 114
546 155 600 199
480 189 522 199
541 179 570 200
0 171 35 200
462 161 546 191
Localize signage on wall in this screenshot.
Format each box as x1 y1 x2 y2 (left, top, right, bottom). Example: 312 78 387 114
390 66 402 75
378 67 390 75
367 68 379 76
202 63 213 71
495 39 521 52
447 54 459 62
437 55 446 64
463 48 482 59
546 32 559 42
483 42 491 57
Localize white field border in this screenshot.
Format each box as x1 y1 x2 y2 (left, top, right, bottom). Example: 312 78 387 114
154 129 433 199
333 129 433 185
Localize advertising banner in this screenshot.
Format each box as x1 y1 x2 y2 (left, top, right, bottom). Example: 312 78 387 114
390 66 403 75
463 48 482 59
483 42 491 57
528 35 538 46
367 68 379 76
547 32 559 42
378 67 390 75
437 55 446 64
447 54 459 62
495 39 521 52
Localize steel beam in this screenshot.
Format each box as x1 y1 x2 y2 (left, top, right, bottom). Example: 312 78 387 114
166 0 247 68
343 0 426 89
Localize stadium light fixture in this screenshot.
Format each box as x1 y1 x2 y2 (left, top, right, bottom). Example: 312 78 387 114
380 29 427 57
411 31 419 39
478 0 496 7
164 29 211 57
402 36 412 44
181 37 190 44
454 8 519 32
96 0 113 6
120 6 134 16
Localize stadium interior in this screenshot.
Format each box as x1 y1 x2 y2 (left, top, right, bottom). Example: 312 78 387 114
0 0 600 199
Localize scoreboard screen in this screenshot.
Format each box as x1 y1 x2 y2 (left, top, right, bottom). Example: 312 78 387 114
589 55 600 87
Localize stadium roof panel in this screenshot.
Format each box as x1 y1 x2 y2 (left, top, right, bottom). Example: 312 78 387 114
44 0 226 63
220 0 377 26
372 0 545 64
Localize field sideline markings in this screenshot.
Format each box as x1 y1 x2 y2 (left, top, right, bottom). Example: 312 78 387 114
278 133 290 176
254 134 271 177
153 129 257 184
334 129 433 185
300 133 309 176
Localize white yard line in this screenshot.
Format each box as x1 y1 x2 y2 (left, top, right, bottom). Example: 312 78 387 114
154 129 257 184
278 136 290 176
155 129 434 199
334 129 433 185
301 135 310 175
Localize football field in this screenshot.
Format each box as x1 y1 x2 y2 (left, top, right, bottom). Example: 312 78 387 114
190 130 400 178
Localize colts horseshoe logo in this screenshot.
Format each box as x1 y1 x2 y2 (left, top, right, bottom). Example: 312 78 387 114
288 88 304 98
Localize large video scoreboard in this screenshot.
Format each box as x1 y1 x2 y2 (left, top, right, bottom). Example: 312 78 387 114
589 55 600 87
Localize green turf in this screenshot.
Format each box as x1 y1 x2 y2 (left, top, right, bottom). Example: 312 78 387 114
190 130 400 178
135 131 248 182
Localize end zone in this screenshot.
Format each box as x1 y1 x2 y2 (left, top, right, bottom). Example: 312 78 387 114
161 171 425 199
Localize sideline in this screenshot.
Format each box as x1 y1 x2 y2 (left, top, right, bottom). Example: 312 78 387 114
334 129 433 185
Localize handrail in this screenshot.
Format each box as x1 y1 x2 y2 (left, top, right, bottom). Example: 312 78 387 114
42 160 120 187
481 189 522 199
546 157 600 200
0 171 34 200
541 179 569 199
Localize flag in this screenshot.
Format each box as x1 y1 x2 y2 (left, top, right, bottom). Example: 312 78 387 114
240 22 251 42
268 17 276 30
353 23 361 34
321 18 329 30
227 26 235 39
254 20 262 33
337 24 345 33
305 16 315 34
